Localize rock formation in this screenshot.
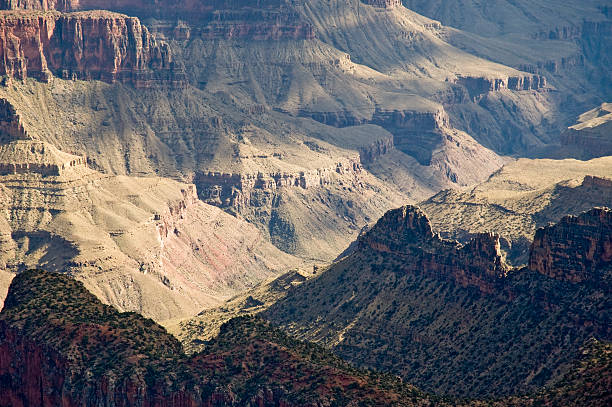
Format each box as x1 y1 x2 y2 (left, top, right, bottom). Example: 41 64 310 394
0 99 299 318
0 98 29 143
529 207 612 283
358 205 509 293
0 10 185 87
1 0 316 40
421 156 612 265
362 0 403 9
265 204 612 397
561 103 612 159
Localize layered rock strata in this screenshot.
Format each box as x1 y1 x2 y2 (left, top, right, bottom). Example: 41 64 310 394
1 0 316 40
561 103 612 159
358 205 509 293
0 10 185 87
265 204 612 397
0 132 297 320
362 0 403 9
455 74 546 100
0 98 29 143
529 207 612 283
195 158 363 209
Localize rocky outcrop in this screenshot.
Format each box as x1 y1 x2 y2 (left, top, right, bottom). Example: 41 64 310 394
455 74 546 100
0 140 86 175
1 0 316 40
359 205 509 293
0 98 29 144
0 99 87 175
358 135 394 163
0 10 185 87
560 103 612 159
362 0 402 9
0 270 430 407
529 207 612 283
195 158 363 210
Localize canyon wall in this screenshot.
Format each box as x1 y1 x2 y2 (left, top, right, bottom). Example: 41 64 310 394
362 0 402 9
455 74 546 100
0 10 185 87
529 207 612 283
0 98 29 143
359 205 509 293
195 158 363 210
1 0 316 40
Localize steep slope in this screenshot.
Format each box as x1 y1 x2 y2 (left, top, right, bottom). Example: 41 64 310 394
403 0 612 145
0 9 184 87
0 86 410 261
421 156 612 264
0 269 444 407
561 102 612 159
1 1 580 262
0 108 299 320
265 206 612 397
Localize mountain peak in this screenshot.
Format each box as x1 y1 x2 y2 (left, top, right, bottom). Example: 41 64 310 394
359 205 435 251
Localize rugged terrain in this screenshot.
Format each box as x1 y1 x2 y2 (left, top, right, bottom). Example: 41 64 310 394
0 269 445 407
1 257 609 406
0 98 300 321
0 0 588 262
403 0 612 145
561 102 612 158
265 205 612 397
421 156 612 264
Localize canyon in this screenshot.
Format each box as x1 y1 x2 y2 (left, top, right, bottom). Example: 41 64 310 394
0 1 609 404
0 0 593 264
421 155 612 265
0 98 299 320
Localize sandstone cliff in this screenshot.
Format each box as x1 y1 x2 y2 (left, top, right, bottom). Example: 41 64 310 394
529 207 612 283
0 10 184 87
1 0 316 40
358 205 509 293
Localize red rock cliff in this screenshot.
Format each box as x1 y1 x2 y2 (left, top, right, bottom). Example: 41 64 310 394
529 207 612 283
0 10 185 87
1 0 316 40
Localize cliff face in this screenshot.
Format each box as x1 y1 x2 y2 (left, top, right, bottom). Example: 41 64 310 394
359 205 509 293
529 207 612 283
561 103 612 159
195 158 364 210
1 0 316 40
0 10 185 87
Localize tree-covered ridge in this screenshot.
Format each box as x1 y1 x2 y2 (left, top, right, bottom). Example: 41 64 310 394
0 269 440 406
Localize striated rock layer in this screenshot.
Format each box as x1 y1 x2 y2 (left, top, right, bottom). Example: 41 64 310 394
421 156 612 265
0 123 298 319
358 205 509 294
561 103 612 159
0 10 184 87
1 0 316 40
529 207 612 283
